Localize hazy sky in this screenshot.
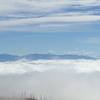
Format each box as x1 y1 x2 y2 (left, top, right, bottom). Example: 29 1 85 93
0 0 100 56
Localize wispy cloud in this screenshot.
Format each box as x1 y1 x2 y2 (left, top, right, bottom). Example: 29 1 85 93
0 0 100 31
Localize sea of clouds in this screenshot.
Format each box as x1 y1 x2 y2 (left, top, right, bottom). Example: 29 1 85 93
0 60 100 100
0 59 100 75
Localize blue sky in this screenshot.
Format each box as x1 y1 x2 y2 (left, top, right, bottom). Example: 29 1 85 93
0 0 100 56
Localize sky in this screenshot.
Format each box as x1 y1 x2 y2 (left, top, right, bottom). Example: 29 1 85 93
0 0 100 56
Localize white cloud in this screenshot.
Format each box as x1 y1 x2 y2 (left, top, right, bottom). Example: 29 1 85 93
0 0 100 31
1 59 100 99
0 59 100 75
0 15 100 31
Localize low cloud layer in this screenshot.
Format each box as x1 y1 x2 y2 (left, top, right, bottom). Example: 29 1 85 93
0 60 100 75
0 60 100 100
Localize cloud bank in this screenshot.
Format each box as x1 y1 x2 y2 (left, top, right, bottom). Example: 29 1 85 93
0 59 100 75
0 60 100 100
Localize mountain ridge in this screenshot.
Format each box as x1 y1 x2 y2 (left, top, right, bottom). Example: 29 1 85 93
0 53 96 62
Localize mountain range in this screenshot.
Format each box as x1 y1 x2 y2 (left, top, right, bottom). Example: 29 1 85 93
0 53 96 62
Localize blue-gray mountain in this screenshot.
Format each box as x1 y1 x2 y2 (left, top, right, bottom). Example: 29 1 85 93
0 54 96 62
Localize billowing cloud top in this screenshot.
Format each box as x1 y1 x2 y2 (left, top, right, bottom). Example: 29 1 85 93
0 59 100 75
0 0 100 31
1 59 100 100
